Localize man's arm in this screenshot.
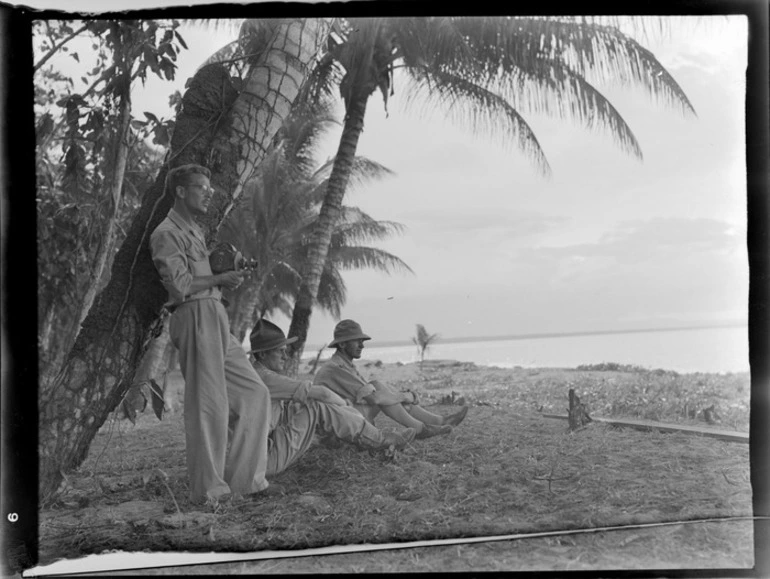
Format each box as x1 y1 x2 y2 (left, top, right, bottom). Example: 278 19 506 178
314 362 375 404
258 368 312 402
150 228 244 300
307 385 349 406
362 386 415 407
189 271 244 293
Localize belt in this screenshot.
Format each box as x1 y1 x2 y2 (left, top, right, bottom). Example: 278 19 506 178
165 296 229 314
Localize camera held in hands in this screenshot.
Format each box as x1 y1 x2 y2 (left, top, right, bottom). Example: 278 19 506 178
209 242 258 274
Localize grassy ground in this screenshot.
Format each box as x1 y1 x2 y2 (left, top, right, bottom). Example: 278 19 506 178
36 360 753 574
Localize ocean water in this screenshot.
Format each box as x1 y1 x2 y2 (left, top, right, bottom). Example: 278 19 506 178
306 326 749 374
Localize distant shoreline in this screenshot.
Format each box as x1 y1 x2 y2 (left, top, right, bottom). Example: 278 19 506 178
304 321 747 353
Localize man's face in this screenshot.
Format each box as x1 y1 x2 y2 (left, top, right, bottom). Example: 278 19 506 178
260 345 287 373
340 338 365 360
179 173 213 216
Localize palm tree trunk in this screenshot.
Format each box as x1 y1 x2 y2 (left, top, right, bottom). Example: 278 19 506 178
199 19 333 240
285 94 369 375
229 275 267 341
39 18 333 504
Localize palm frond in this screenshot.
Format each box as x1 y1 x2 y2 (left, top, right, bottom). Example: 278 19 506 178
390 16 476 72
452 17 696 116
311 156 396 194
331 210 408 247
280 100 340 178
315 266 347 320
298 52 346 105
400 67 552 176
258 291 294 320
493 57 645 159
327 245 414 276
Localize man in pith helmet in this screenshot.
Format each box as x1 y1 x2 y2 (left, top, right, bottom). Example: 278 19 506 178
314 319 468 440
249 319 416 477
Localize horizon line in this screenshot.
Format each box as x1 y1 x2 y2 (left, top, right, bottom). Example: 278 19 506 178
303 320 748 354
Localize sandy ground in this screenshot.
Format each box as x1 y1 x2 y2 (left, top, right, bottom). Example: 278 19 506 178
32 359 755 575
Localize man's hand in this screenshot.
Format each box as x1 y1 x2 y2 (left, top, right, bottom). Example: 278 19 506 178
216 270 245 290
402 390 418 405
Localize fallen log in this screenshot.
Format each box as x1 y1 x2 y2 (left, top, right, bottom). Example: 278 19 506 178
542 413 749 444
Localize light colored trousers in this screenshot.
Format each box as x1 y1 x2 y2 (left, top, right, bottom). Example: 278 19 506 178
267 399 385 475
170 298 271 501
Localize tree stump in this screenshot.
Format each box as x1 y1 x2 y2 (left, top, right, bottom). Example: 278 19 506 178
568 388 592 431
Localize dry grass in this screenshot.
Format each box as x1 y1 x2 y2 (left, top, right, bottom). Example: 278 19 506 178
37 361 754 573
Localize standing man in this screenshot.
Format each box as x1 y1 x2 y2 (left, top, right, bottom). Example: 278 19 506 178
249 319 415 477
314 320 468 440
150 164 271 504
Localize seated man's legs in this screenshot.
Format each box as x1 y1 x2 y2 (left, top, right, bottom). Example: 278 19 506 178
367 381 453 438
407 403 469 428
266 402 316 476
267 400 416 476
352 402 381 425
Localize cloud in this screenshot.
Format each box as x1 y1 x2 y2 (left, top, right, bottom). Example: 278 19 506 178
519 218 742 264
508 217 747 316
397 208 568 240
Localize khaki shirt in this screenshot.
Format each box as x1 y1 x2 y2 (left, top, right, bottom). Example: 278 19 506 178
150 208 222 306
254 363 312 431
313 351 375 404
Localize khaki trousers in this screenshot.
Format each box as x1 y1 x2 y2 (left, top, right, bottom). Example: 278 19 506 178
170 298 271 501
267 400 384 475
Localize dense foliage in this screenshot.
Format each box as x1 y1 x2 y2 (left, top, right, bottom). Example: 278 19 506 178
35 20 184 378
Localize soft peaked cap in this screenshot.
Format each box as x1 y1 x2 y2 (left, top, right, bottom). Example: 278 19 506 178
328 319 371 348
249 319 298 354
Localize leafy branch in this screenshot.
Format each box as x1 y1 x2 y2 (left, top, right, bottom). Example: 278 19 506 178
34 22 89 72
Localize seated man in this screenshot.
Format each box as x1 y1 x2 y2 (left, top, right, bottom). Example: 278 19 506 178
314 319 468 440
249 320 416 479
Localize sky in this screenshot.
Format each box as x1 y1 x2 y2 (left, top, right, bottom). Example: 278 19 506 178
30 8 750 350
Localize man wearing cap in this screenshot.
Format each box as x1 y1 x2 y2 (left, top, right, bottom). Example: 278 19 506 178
249 320 416 474
314 319 468 440
150 164 272 504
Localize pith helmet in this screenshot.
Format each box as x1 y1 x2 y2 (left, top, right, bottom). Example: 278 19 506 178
328 319 371 347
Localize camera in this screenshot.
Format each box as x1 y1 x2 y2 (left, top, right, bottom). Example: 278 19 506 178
209 242 258 274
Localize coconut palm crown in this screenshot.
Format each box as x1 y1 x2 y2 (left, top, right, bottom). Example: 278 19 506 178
280 16 696 372
219 99 412 340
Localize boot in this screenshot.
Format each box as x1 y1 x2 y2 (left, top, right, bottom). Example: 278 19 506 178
379 428 417 451
415 423 452 440
357 423 415 451
443 405 468 427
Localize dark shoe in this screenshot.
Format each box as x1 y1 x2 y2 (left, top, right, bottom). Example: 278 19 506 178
380 427 417 450
443 405 468 427
415 423 452 440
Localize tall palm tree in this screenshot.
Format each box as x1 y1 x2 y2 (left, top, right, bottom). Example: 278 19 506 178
287 205 413 319
218 100 411 341
282 16 696 372
244 205 412 332
39 18 334 503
